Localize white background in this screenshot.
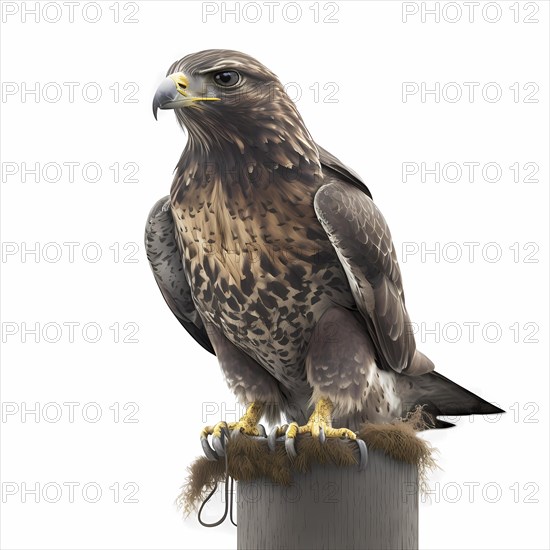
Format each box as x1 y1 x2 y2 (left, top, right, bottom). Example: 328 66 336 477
1 1 548 549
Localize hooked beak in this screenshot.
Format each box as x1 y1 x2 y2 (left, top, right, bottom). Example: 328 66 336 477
152 72 220 120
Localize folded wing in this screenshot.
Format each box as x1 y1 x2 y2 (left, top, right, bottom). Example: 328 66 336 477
314 180 433 375
145 197 214 354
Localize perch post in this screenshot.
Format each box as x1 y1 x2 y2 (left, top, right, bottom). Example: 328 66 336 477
236 448 418 550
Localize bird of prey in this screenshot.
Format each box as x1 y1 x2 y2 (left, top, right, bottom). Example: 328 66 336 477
147 49 502 460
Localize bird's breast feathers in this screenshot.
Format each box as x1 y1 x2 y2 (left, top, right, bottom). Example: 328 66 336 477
172 175 322 284
170 174 353 369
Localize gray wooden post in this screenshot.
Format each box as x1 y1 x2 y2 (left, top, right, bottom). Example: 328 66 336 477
236 448 418 550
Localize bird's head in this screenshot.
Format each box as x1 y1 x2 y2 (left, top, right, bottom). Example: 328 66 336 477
153 49 320 172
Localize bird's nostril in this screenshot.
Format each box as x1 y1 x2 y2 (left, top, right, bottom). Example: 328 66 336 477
178 83 187 89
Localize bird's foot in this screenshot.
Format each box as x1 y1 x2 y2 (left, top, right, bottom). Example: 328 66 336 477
200 402 266 460
284 397 368 470
266 424 290 451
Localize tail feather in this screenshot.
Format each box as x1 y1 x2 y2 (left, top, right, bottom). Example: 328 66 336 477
399 371 505 429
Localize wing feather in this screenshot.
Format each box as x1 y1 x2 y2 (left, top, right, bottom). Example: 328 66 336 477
314 181 433 375
145 197 214 354
317 144 373 199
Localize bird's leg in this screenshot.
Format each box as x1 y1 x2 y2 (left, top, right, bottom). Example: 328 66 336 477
284 397 368 468
200 401 266 460
227 401 266 435
286 397 356 444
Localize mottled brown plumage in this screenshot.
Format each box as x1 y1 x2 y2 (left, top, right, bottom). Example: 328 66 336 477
146 50 502 453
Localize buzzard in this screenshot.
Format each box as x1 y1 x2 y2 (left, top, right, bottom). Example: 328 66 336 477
147 49 502 461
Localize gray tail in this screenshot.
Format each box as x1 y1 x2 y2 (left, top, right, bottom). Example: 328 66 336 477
400 371 505 429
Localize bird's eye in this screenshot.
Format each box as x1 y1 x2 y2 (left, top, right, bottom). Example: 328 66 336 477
214 71 240 87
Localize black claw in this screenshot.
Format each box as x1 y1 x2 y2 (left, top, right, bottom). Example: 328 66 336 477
356 438 368 471
201 436 219 461
285 436 297 459
212 435 225 457
212 425 230 457
268 426 279 451
318 426 326 444
257 424 267 437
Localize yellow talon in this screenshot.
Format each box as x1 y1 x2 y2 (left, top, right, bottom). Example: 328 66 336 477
212 421 229 438
200 425 214 438
286 422 299 439
289 397 357 441
327 427 357 440
285 397 359 459
200 402 266 459
200 402 265 438
283 398 365 466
